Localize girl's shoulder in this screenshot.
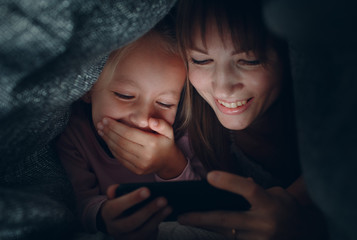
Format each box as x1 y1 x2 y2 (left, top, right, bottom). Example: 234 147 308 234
70 100 91 123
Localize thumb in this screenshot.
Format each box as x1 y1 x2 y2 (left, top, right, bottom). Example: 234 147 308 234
148 118 174 139
207 171 269 208
106 184 120 200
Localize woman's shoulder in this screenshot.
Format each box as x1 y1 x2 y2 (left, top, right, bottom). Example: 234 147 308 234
230 143 281 188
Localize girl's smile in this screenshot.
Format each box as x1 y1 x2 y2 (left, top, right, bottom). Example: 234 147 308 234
90 32 186 132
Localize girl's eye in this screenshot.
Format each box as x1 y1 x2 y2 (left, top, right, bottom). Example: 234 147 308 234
157 102 174 109
190 58 212 65
114 92 134 100
238 59 261 66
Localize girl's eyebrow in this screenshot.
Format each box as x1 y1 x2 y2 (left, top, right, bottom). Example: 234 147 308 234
159 89 183 99
112 75 137 86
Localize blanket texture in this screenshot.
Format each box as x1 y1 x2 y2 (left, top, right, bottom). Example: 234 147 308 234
264 1 357 239
0 1 175 239
1 0 356 240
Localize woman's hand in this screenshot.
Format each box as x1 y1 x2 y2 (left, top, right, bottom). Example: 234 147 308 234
177 171 313 240
97 117 187 179
99 184 172 240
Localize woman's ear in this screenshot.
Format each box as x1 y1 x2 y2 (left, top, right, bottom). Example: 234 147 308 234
82 91 91 103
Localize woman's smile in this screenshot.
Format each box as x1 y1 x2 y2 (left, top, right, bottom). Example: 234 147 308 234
188 21 282 130
217 98 251 108
215 97 254 115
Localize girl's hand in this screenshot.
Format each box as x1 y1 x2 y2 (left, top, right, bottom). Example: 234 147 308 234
99 184 172 240
97 117 187 179
177 171 312 240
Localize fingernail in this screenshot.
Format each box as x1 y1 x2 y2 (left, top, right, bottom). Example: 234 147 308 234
151 119 158 127
102 118 108 125
247 177 254 182
156 197 167 207
207 171 220 183
140 189 150 199
97 130 103 136
97 122 103 130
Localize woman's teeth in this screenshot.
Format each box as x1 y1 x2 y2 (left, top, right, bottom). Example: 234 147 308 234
218 99 247 108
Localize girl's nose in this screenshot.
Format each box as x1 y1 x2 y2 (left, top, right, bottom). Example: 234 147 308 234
128 105 154 130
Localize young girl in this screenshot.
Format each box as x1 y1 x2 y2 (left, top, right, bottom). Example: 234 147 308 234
173 0 326 239
56 17 202 239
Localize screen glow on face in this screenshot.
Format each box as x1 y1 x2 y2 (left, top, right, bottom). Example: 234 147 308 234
91 35 186 131
187 23 282 130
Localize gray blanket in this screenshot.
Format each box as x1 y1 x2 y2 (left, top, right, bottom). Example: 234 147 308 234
1 0 356 239
0 1 175 239
264 1 357 239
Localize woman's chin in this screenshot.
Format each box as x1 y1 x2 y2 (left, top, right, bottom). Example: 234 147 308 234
218 117 251 131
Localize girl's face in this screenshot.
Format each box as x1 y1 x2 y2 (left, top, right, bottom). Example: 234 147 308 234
91 36 186 132
187 23 283 130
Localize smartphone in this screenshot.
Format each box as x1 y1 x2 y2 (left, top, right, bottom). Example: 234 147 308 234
115 180 251 221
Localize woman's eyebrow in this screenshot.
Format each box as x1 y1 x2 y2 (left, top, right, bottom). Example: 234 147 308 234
190 45 208 54
190 46 245 56
231 49 246 55
232 50 258 58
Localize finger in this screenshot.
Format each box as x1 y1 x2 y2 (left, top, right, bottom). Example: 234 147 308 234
103 187 150 220
201 226 253 240
178 210 251 231
224 229 255 240
148 118 174 139
107 184 120 200
113 154 141 174
100 120 142 159
103 117 152 145
102 132 143 174
135 206 172 236
103 130 156 175
100 123 147 172
207 171 271 208
102 130 140 164
112 197 170 232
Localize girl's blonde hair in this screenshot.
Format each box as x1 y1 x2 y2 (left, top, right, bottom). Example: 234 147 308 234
94 14 191 139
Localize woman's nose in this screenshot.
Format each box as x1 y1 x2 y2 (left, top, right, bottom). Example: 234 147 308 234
212 65 243 97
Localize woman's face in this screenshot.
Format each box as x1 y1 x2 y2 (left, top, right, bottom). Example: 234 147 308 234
187 23 283 130
90 34 186 132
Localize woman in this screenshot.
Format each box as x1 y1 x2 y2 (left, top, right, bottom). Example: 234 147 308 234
176 0 326 239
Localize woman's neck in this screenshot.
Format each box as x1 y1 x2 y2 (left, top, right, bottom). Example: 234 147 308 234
232 99 286 168
231 97 300 185
237 97 283 138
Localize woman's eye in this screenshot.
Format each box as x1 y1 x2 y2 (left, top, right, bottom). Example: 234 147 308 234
157 102 174 109
238 59 261 66
190 58 212 65
114 92 134 100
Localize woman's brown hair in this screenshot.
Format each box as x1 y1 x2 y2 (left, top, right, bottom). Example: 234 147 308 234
176 0 296 174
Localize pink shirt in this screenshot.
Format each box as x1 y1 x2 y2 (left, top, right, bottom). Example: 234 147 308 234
56 102 204 232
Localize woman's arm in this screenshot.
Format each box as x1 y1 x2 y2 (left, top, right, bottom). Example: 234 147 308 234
178 171 328 240
286 176 312 206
